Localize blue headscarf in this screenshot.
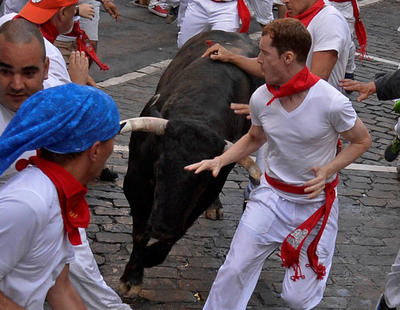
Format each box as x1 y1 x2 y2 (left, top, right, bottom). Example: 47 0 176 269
0 83 120 175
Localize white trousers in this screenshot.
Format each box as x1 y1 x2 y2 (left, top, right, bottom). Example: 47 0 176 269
69 229 131 310
385 247 400 307
166 0 189 28
247 0 274 26
177 0 239 48
204 185 339 310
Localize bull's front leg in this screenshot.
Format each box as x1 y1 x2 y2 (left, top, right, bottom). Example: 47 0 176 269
119 232 150 296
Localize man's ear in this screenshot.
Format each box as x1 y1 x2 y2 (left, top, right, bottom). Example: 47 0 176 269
87 141 102 162
44 57 49 80
282 50 295 65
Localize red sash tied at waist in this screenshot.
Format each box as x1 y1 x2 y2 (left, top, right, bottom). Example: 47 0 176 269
265 172 339 281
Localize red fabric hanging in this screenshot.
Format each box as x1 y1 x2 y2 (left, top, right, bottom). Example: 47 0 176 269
66 20 109 70
329 0 367 58
237 0 250 33
16 156 90 246
265 173 339 281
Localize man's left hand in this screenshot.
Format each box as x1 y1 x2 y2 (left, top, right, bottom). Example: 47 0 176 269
304 166 329 199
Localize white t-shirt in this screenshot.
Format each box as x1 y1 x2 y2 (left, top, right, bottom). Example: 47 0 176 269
250 79 357 203
0 0 26 16
306 5 351 90
0 166 74 309
0 104 35 182
0 13 71 89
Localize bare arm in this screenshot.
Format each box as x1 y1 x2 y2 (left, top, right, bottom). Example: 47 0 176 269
201 44 263 78
0 292 25 309
304 117 371 198
46 264 87 310
185 125 267 177
310 50 338 81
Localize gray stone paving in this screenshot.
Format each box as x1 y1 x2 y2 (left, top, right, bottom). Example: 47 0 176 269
85 1 400 309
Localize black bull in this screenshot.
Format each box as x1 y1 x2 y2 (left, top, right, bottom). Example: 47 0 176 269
119 30 263 294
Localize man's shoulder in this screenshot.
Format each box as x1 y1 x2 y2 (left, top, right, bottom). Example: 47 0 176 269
44 37 64 58
0 167 57 210
311 4 347 27
311 79 351 105
0 12 16 27
251 84 269 103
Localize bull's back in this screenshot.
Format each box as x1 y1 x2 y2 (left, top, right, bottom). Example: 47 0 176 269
157 30 259 92
149 31 261 140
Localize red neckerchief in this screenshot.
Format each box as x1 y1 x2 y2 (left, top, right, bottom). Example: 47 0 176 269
265 173 339 281
65 20 109 70
286 0 325 27
16 156 90 246
329 0 367 58
266 66 320 106
39 20 60 44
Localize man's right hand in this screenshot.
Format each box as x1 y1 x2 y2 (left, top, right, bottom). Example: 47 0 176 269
201 43 233 62
68 51 89 85
184 157 223 178
78 3 95 20
230 103 250 119
339 79 376 102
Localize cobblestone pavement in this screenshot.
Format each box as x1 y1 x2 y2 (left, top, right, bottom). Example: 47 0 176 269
86 1 400 309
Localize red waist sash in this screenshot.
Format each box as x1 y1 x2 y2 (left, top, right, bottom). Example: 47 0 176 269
265 172 339 281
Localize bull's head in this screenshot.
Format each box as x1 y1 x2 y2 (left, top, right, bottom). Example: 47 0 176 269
119 117 262 183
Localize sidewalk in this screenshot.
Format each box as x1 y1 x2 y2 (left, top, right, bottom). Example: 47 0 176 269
87 1 400 308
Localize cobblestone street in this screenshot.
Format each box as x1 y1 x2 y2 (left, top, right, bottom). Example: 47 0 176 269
84 1 400 309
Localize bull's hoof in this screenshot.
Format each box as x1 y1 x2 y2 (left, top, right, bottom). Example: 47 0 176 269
205 206 223 220
119 281 142 297
205 197 224 220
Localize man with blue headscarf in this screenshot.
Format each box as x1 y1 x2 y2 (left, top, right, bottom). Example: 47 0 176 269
0 83 120 309
0 18 132 310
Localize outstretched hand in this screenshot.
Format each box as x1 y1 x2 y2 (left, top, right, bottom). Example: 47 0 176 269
339 79 376 102
184 157 223 178
201 43 233 62
304 166 329 199
230 103 250 119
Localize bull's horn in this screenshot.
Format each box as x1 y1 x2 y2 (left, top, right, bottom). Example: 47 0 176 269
119 117 168 135
224 140 262 185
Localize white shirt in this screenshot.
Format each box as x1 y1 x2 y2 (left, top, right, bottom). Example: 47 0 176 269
0 104 35 182
306 5 351 90
0 13 71 89
250 79 357 203
0 0 26 16
0 167 74 310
